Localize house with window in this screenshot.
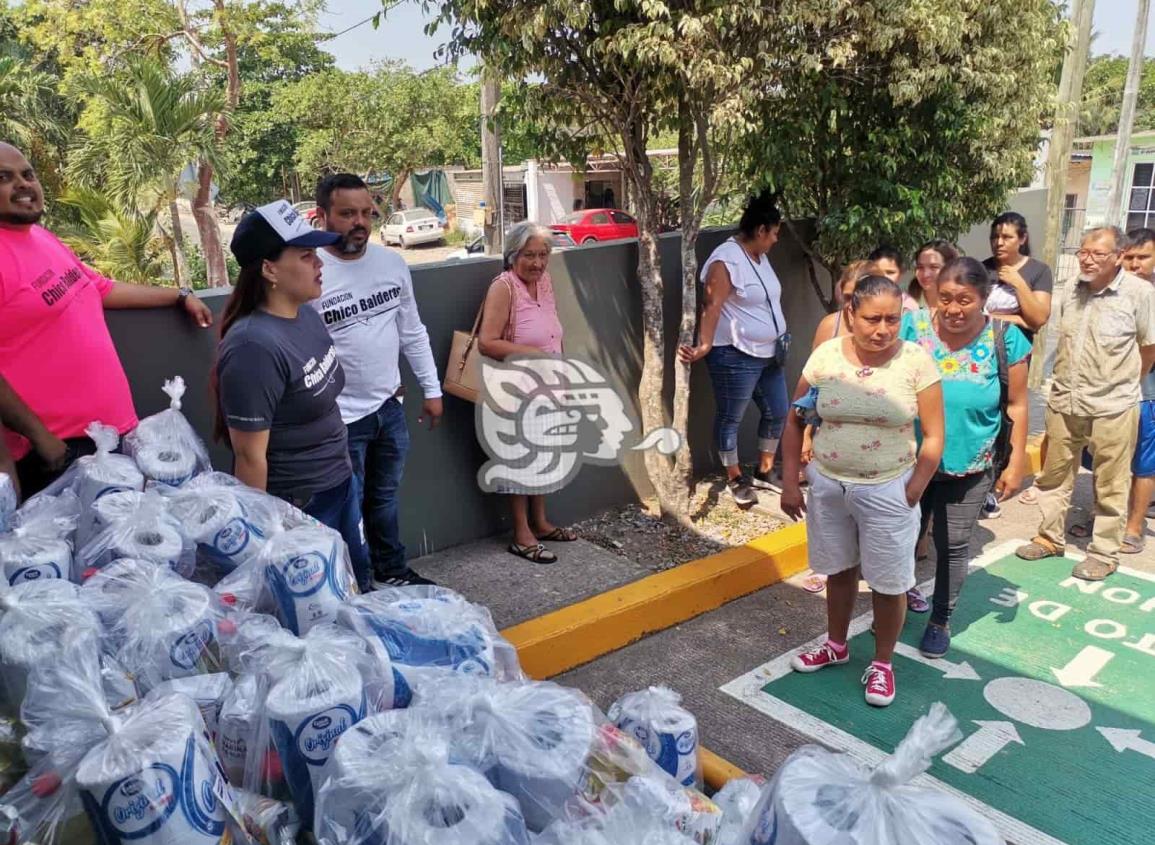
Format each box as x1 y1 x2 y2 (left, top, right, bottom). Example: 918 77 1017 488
1067 130 1155 236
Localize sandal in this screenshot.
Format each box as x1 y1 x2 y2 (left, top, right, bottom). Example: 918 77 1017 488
1016 539 1062 561
536 527 578 542
906 587 930 614
1121 534 1146 554
508 543 558 564
1071 556 1118 581
1018 487 1039 505
802 573 827 593
1069 522 1092 539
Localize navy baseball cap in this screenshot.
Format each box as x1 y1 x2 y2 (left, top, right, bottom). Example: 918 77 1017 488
230 199 340 266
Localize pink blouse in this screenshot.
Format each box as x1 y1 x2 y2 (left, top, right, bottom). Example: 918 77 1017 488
498 269 564 354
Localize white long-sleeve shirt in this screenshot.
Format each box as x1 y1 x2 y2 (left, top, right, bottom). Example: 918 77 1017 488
313 244 441 425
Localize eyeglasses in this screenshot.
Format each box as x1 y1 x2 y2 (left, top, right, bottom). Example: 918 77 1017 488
1076 249 1118 261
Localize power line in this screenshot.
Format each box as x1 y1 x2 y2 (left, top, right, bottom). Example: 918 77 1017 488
317 0 404 42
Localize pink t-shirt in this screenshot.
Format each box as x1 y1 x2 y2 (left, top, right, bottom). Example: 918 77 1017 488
499 270 564 354
0 225 137 460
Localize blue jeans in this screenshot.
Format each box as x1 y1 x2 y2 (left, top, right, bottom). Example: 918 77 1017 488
705 345 789 467
346 397 409 579
300 476 371 592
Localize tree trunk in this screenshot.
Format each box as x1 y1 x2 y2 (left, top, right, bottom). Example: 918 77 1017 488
672 106 699 505
167 199 190 287
193 162 228 286
391 169 410 211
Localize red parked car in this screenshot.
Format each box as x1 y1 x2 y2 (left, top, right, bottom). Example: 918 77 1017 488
551 208 638 245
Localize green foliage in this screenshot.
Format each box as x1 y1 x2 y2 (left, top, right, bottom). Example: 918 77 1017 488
741 0 1063 295
185 243 239 289
1079 55 1155 138
55 187 167 282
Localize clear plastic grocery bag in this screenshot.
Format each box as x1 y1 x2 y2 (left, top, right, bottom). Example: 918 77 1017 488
165 475 284 582
712 776 767 845
736 703 1004 845
0 489 78 586
608 686 701 789
335 585 523 683
80 558 231 694
0 578 103 717
29 423 144 551
314 721 530 845
124 376 212 488
534 777 706 845
232 623 408 830
0 473 16 534
77 489 196 581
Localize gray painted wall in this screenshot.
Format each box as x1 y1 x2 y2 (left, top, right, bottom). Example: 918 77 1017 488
104 189 1043 558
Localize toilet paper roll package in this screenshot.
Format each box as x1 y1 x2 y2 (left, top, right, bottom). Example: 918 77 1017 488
77 490 196 581
0 579 103 717
80 559 229 693
241 624 404 830
258 524 357 635
608 686 700 788
336 585 522 682
124 377 211 488
149 673 232 741
167 481 282 580
314 729 531 845
712 777 766 845
0 473 15 534
29 423 145 551
0 490 78 586
736 703 1004 845
216 674 269 790
234 790 299 845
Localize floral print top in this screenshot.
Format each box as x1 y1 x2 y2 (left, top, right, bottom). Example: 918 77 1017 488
900 309 1031 475
802 336 940 483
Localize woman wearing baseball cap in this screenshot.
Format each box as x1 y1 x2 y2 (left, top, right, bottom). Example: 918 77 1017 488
213 199 372 591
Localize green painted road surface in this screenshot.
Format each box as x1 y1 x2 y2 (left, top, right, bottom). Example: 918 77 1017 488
721 541 1155 845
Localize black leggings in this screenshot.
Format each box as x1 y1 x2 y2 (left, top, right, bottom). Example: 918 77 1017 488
919 469 996 625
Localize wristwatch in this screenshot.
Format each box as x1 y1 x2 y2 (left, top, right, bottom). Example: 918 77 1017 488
176 286 192 305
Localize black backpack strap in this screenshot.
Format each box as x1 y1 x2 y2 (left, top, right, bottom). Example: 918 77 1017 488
994 319 1009 408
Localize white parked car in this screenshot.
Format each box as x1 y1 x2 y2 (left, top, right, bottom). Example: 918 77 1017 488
380 208 444 248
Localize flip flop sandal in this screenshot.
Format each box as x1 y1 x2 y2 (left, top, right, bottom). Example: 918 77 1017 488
1018 487 1039 505
537 527 579 542
1068 522 1093 539
906 588 930 614
508 543 558 564
1121 534 1146 554
1071 556 1118 581
1016 540 1061 561
802 574 826 593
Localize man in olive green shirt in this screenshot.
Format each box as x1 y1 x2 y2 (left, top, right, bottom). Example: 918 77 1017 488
1018 226 1155 580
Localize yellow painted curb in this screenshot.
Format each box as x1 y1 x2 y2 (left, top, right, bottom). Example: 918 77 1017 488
502 522 809 680
700 747 748 790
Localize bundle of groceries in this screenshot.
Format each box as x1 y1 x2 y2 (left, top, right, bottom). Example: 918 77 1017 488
0 406 1005 844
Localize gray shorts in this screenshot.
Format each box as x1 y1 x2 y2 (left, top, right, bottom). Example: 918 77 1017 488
805 464 919 595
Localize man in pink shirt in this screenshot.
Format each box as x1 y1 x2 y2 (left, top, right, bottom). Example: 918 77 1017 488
0 142 214 498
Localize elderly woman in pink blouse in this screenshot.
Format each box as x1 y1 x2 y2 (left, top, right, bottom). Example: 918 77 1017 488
478 221 576 564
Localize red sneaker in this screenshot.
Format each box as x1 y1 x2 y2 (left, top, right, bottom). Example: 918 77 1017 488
791 641 849 673
862 663 895 707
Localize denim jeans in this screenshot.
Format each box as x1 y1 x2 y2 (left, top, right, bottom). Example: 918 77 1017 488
300 476 372 592
704 345 789 467
346 397 410 579
918 469 996 625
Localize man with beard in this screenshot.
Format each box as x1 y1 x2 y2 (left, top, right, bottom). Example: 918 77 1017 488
312 173 442 587
0 142 214 497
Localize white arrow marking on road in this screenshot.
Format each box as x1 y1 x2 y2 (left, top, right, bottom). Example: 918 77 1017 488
893 642 981 680
1097 727 1155 760
942 721 1025 774
1050 645 1114 688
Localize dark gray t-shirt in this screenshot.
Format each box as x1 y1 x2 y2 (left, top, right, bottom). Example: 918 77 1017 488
982 256 1054 341
217 308 350 501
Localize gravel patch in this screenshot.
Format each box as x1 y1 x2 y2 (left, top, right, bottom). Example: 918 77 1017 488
572 477 786 571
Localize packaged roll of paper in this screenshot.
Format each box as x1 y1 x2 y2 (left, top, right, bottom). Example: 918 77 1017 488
0 579 101 715
107 522 193 580
0 474 15 534
119 581 219 691
217 674 262 788
608 686 700 788
76 455 144 549
149 673 232 741
91 490 146 535
267 670 365 829
263 525 352 635
328 709 439 784
135 442 198 489
0 536 70 586
181 489 268 575
76 694 237 845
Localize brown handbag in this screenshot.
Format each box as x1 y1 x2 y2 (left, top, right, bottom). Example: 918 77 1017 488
443 278 514 403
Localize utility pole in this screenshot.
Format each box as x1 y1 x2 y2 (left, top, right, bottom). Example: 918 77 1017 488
1032 0 1096 387
480 67 504 256
1104 0 1152 227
